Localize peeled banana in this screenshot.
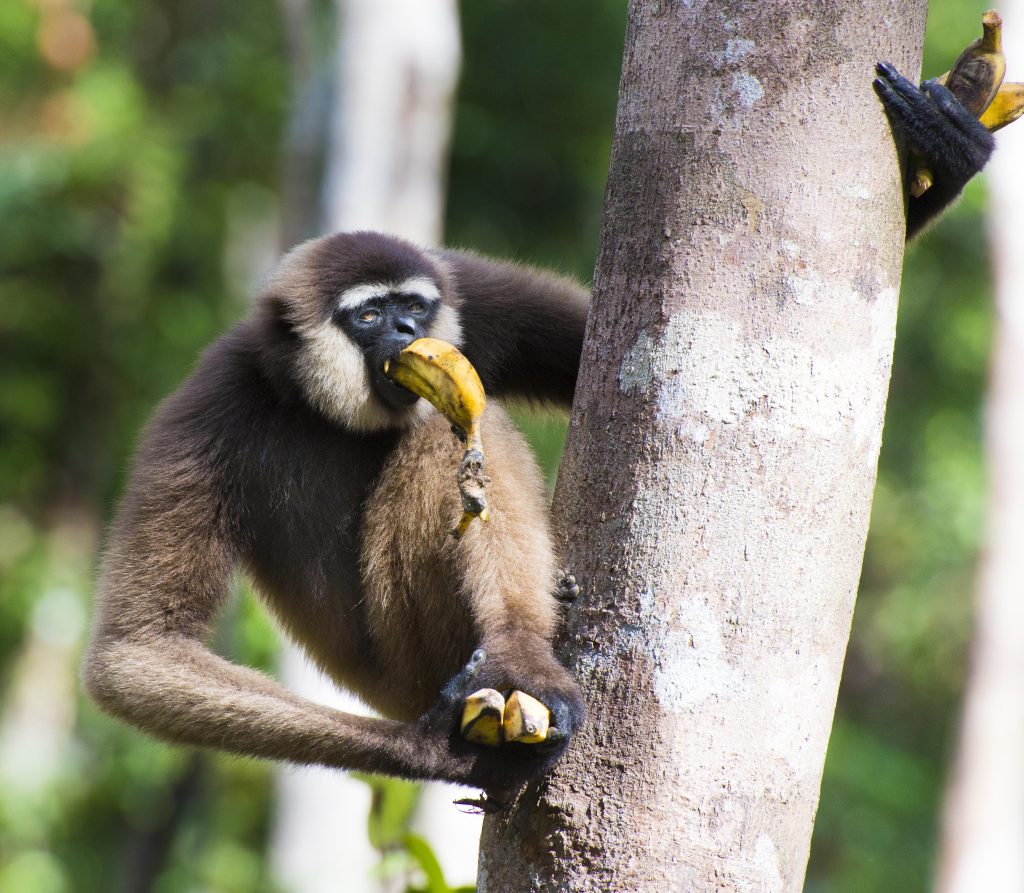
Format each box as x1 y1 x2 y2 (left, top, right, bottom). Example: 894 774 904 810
502 690 551 744
913 10 1013 197
460 688 505 747
383 338 490 536
458 687 554 747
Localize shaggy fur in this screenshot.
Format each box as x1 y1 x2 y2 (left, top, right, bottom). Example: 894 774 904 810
83 231 589 792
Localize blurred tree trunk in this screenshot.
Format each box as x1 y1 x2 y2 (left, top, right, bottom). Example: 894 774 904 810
935 10 1024 890
479 2 924 890
270 1 468 892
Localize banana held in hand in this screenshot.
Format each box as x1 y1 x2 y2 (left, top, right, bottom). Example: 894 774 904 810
979 80 1024 131
502 690 551 744
914 10 1007 197
946 10 1006 116
383 338 490 536
460 688 505 747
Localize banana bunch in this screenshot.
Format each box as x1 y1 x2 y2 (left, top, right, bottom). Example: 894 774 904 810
914 10 1024 196
383 338 490 537
460 688 552 747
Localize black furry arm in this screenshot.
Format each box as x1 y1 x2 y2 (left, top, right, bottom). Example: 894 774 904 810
874 62 995 238
433 249 590 406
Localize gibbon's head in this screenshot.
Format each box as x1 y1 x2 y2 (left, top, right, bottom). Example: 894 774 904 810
257 231 463 432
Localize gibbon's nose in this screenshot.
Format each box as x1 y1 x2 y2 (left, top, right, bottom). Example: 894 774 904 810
380 326 416 362
394 316 417 338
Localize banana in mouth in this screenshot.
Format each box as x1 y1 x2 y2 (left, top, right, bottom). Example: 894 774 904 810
383 337 490 538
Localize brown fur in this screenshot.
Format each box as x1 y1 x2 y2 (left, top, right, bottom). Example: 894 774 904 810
83 231 588 792
358 406 559 721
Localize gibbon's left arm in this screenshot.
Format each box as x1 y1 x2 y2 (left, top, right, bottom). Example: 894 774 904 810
431 249 590 407
873 62 995 238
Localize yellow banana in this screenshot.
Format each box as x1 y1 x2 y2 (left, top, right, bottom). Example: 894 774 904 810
502 690 551 744
460 688 505 747
383 338 486 449
979 81 1024 131
913 10 1008 197
383 338 490 536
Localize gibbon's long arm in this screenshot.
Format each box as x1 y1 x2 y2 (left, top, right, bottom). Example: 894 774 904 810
433 249 590 406
83 453 462 781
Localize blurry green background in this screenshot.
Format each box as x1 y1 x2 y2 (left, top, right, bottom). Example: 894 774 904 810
0 0 999 890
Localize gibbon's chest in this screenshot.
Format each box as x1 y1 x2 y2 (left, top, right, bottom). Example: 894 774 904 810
237 407 473 700
238 411 401 607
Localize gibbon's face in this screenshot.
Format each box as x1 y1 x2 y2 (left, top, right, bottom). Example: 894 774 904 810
332 278 441 411
262 232 464 433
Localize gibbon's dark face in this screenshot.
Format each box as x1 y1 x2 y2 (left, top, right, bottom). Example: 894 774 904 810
332 281 441 411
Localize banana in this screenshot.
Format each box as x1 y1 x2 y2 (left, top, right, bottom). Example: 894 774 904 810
383 338 490 536
913 10 1008 197
979 80 1024 131
383 338 486 449
946 10 1006 116
460 688 505 747
502 690 551 744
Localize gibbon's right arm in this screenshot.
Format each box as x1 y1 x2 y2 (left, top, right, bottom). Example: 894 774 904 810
83 413 446 781
82 377 544 796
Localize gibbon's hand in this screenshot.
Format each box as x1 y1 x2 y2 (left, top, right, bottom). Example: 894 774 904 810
418 647 585 803
874 62 994 183
873 61 994 236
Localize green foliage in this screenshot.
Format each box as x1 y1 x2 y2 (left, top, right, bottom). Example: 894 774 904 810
403 834 475 893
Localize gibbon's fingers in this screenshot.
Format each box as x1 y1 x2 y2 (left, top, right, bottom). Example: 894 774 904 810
874 62 994 199
418 648 488 734
874 64 967 155
557 571 580 603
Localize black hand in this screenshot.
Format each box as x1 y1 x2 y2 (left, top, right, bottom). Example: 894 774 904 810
873 61 994 236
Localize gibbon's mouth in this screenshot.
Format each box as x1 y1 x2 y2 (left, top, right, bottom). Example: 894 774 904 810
373 361 421 409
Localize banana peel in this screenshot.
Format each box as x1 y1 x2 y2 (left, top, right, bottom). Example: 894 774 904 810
979 80 1024 131
945 9 1006 117
382 337 490 537
913 10 1021 197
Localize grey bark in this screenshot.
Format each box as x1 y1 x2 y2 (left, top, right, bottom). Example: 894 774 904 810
479 2 925 891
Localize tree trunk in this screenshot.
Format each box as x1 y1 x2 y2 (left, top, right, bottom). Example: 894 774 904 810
479 2 923 890
935 8 1024 890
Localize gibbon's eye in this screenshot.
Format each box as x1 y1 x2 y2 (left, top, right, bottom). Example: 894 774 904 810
408 300 427 314
357 308 381 324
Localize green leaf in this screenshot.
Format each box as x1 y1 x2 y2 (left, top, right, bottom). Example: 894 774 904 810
403 833 451 893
